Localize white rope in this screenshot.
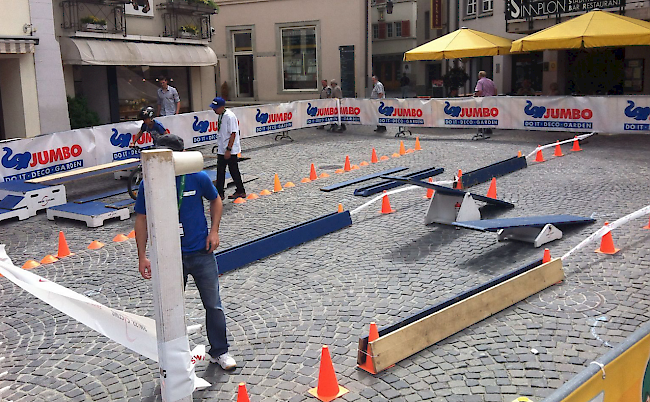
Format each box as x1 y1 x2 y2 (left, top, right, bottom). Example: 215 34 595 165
525 132 596 159
561 204 650 261
350 180 454 216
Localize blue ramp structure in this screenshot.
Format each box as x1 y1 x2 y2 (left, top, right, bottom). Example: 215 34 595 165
215 211 353 274
460 156 527 189
320 167 408 192
0 180 66 216
381 176 514 225
452 215 596 247
0 194 30 222
46 201 131 227
353 167 445 197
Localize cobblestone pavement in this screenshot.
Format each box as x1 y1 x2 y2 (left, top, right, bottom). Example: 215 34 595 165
1 124 649 402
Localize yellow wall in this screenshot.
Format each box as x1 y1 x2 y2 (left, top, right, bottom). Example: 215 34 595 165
0 55 41 138
0 0 31 36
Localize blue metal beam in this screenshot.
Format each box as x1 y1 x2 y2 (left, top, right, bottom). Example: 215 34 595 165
353 167 444 197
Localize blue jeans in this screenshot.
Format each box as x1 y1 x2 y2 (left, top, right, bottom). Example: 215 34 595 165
182 250 229 357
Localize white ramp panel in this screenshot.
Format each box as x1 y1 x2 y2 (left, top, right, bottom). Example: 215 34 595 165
47 202 130 228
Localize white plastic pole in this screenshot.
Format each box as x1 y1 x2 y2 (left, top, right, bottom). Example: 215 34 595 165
141 149 202 402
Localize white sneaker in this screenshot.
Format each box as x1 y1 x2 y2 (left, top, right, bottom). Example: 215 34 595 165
210 352 237 370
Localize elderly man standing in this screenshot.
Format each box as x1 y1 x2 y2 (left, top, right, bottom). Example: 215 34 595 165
371 75 386 133
317 79 331 130
329 79 345 132
157 76 181 117
473 71 497 139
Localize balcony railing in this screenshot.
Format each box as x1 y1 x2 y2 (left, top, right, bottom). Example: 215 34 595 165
158 0 217 41
61 0 130 36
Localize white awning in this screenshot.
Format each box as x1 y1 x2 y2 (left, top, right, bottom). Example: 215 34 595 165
61 38 217 66
0 39 36 54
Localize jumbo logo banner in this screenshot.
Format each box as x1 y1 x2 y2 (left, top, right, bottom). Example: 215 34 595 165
433 97 504 128
159 111 221 149
508 96 607 132
92 121 146 165
233 103 298 138
1 129 96 182
339 98 374 126
295 99 340 128
370 99 432 127
616 97 650 133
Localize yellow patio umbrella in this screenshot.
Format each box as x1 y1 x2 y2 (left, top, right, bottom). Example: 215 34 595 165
511 10 650 52
403 27 513 61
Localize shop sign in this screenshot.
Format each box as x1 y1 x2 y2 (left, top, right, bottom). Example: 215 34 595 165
507 0 623 20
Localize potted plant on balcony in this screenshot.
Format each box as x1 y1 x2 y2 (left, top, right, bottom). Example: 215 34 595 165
80 16 108 32
187 0 219 11
179 24 199 38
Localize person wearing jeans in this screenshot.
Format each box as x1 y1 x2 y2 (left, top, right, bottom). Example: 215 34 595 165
134 134 237 371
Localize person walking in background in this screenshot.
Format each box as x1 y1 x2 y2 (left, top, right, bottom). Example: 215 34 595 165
317 79 332 130
371 75 386 133
210 97 246 201
473 71 497 139
329 79 345 132
400 73 410 98
134 134 237 371
157 76 181 116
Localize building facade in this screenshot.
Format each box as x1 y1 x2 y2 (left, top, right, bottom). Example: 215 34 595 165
55 0 218 125
212 0 372 102
0 0 70 139
371 0 417 93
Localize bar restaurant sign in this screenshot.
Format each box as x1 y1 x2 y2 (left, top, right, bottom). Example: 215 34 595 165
507 0 623 20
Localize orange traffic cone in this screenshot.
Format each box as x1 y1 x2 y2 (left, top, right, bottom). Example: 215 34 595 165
338 203 344 213
535 146 545 162
643 214 650 230
595 222 620 254
371 148 379 163
380 191 394 214
571 136 582 152
87 240 105 250
284 182 296 188
301 177 311 183
247 193 259 200
56 231 73 258
41 255 58 264
425 177 434 199
360 161 369 167
273 173 283 192
542 248 551 264
486 178 497 199
414 137 422 151
127 230 136 239
517 150 522 158
233 197 246 204
319 172 330 178
335 169 344 174
454 170 463 190
399 141 406 156
351 165 360 170
359 322 380 374
344 156 351 172
380 155 390 161
391 153 401 158
554 141 564 157
260 189 272 196
22 260 40 270
308 345 348 402
113 234 128 242
310 164 318 181
236 382 251 402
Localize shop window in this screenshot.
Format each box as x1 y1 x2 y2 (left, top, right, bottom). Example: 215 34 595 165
233 32 252 52
116 66 190 121
395 22 402 37
482 0 493 12
281 26 318 91
372 24 379 39
387 23 393 38
467 0 477 15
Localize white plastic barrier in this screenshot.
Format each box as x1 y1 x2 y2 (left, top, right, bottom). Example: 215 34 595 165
3 96 650 181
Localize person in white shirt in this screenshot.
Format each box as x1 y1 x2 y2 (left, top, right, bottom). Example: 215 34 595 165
157 76 181 116
371 75 386 132
210 97 246 200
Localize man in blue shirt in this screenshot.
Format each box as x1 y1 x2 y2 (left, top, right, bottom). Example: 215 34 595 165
132 106 167 146
133 134 236 370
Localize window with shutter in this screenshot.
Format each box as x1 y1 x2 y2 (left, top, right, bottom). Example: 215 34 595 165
378 22 386 39
402 20 410 37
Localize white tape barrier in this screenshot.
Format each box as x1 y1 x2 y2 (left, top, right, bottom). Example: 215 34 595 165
561 204 650 261
0 245 210 397
350 180 454 216
525 132 596 159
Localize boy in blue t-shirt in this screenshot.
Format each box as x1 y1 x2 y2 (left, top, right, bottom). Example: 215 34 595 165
132 106 167 146
133 134 236 370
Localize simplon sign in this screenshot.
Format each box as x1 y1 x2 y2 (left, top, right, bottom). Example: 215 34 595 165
506 0 623 20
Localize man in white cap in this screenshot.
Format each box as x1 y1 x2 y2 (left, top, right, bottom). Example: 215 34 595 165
210 97 246 200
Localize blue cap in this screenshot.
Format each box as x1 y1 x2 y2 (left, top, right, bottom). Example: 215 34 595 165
210 97 226 109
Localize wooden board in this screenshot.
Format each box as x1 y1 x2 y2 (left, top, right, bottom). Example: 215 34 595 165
368 258 564 373
27 158 140 184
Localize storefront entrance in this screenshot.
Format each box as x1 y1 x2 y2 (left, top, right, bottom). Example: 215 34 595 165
511 52 543 95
